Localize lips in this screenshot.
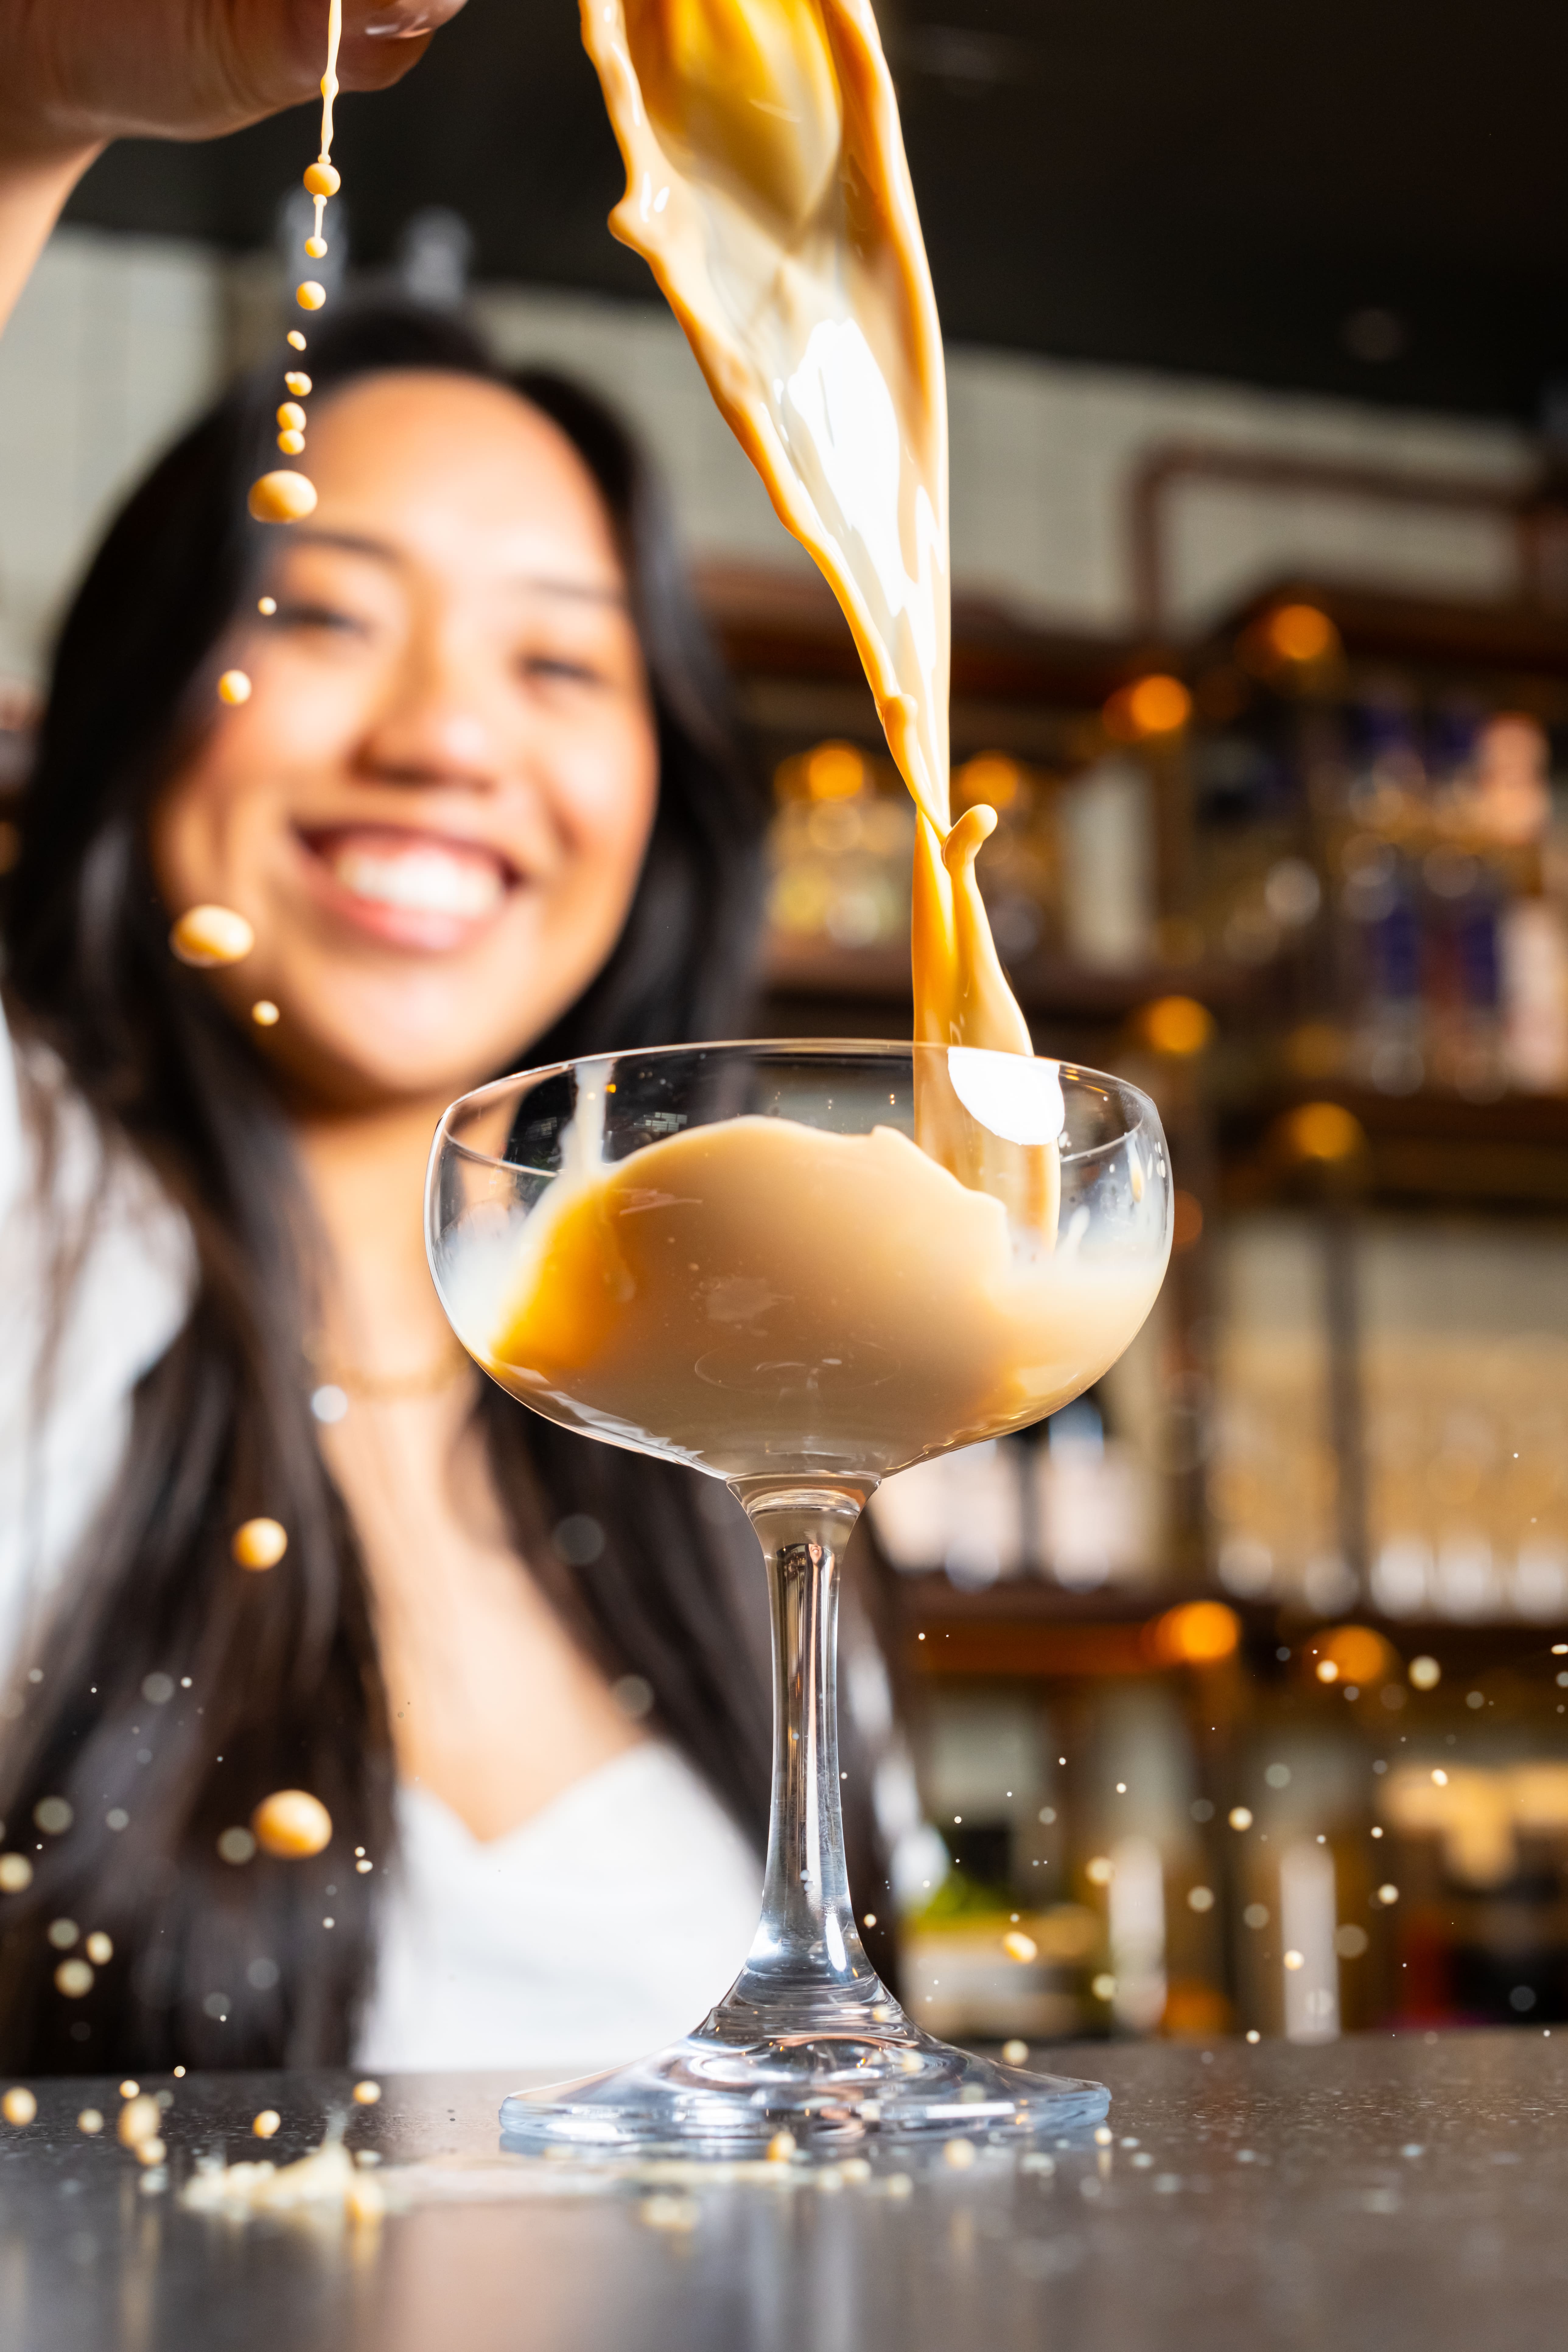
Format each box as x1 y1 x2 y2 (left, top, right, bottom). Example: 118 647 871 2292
297 824 517 950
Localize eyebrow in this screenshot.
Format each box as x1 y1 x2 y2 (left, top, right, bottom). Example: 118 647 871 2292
287 527 628 606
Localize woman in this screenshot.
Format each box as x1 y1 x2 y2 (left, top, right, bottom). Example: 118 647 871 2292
0 289 907 2074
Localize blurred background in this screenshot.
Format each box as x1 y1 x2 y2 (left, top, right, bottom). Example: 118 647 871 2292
5 0 1568 2051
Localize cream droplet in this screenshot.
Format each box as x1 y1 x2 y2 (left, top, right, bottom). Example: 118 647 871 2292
305 236 328 260
277 431 306 456
248 470 317 524
170 905 255 969
0 1856 33 1893
54 1958 93 1998
77 2108 104 2135
85 1932 112 1965
284 372 312 398
257 596 277 616
303 160 341 199
277 402 307 433
232 1517 288 1570
250 1000 280 1028
118 2095 161 2149
296 281 327 312
252 1790 332 1859
252 2110 281 2140
352 2080 382 2106
217 670 252 706
287 330 308 351
2 2088 37 2126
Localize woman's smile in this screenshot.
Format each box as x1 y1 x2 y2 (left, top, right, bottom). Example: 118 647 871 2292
295 821 520 952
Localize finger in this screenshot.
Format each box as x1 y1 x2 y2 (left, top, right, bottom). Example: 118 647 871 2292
339 0 471 87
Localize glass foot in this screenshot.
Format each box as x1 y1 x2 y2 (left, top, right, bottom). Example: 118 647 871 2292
500 2016 1109 2156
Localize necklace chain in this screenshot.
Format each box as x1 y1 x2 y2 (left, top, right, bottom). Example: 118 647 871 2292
306 1334 469 1403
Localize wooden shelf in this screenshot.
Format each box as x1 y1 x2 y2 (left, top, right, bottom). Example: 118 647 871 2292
761 932 1243 1023
1218 1076 1568 1209
1211 576 1568 689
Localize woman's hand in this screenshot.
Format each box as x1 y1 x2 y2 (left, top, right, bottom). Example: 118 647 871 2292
0 0 469 334
0 0 469 158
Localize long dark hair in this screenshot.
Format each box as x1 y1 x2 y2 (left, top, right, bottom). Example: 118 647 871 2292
0 304 884 2073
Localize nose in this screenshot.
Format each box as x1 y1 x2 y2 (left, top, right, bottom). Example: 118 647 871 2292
354 629 505 793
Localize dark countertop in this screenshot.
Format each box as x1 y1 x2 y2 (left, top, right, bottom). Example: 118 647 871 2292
2 2032 1564 2351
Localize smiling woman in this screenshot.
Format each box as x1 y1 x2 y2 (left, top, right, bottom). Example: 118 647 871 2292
151 365 661 1104
0 305 897 2078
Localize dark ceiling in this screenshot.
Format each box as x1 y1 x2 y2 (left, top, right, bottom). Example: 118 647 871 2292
63 0 1568 423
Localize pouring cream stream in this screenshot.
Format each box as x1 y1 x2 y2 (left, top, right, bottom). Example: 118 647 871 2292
459 0 1171 1465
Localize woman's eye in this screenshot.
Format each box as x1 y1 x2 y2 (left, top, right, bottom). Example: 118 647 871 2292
519 653 604 688
272 599 373 636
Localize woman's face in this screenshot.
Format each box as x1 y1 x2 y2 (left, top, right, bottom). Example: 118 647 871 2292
150 371 660 1109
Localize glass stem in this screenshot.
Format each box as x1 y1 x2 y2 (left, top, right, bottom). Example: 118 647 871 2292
705 1481 892 2041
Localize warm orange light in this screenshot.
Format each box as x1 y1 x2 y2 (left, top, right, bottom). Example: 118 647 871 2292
1276 1101 1367 1164
1172 1190 1204 1250
1106 674 1192 740
804 741 866 800
1151 1601 1241 1667
956 752 1023 810
1137 996 1215 1057
1318 1624 1397 1686
1264 604 1340 665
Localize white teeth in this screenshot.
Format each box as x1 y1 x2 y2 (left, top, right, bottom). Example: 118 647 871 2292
329 841 504 919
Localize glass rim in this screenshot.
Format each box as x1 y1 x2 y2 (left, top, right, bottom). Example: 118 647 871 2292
432 1037 1161 1180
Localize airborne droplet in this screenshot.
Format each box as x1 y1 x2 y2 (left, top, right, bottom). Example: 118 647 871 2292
250 1001 281 1028
296 282 327 312
217 670 252 706
248 471 317 524
118 2095 161 2149
231 1517 288 1570
303 160 341 199
252 1790 333 1859
170 906 255 969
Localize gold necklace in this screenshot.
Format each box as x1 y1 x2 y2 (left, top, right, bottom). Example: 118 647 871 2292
306 1334 470 1403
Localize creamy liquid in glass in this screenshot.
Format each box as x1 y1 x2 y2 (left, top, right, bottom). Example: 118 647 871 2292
474 1100 1158 1478
460 2 1170 1467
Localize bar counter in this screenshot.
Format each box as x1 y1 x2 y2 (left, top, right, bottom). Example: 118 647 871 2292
2 2031 1563 2350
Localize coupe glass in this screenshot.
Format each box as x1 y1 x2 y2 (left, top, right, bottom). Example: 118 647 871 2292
426 1040 1171 2153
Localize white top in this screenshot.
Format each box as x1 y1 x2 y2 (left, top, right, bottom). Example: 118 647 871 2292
0 1003 761 2073
362 1755 761 2074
